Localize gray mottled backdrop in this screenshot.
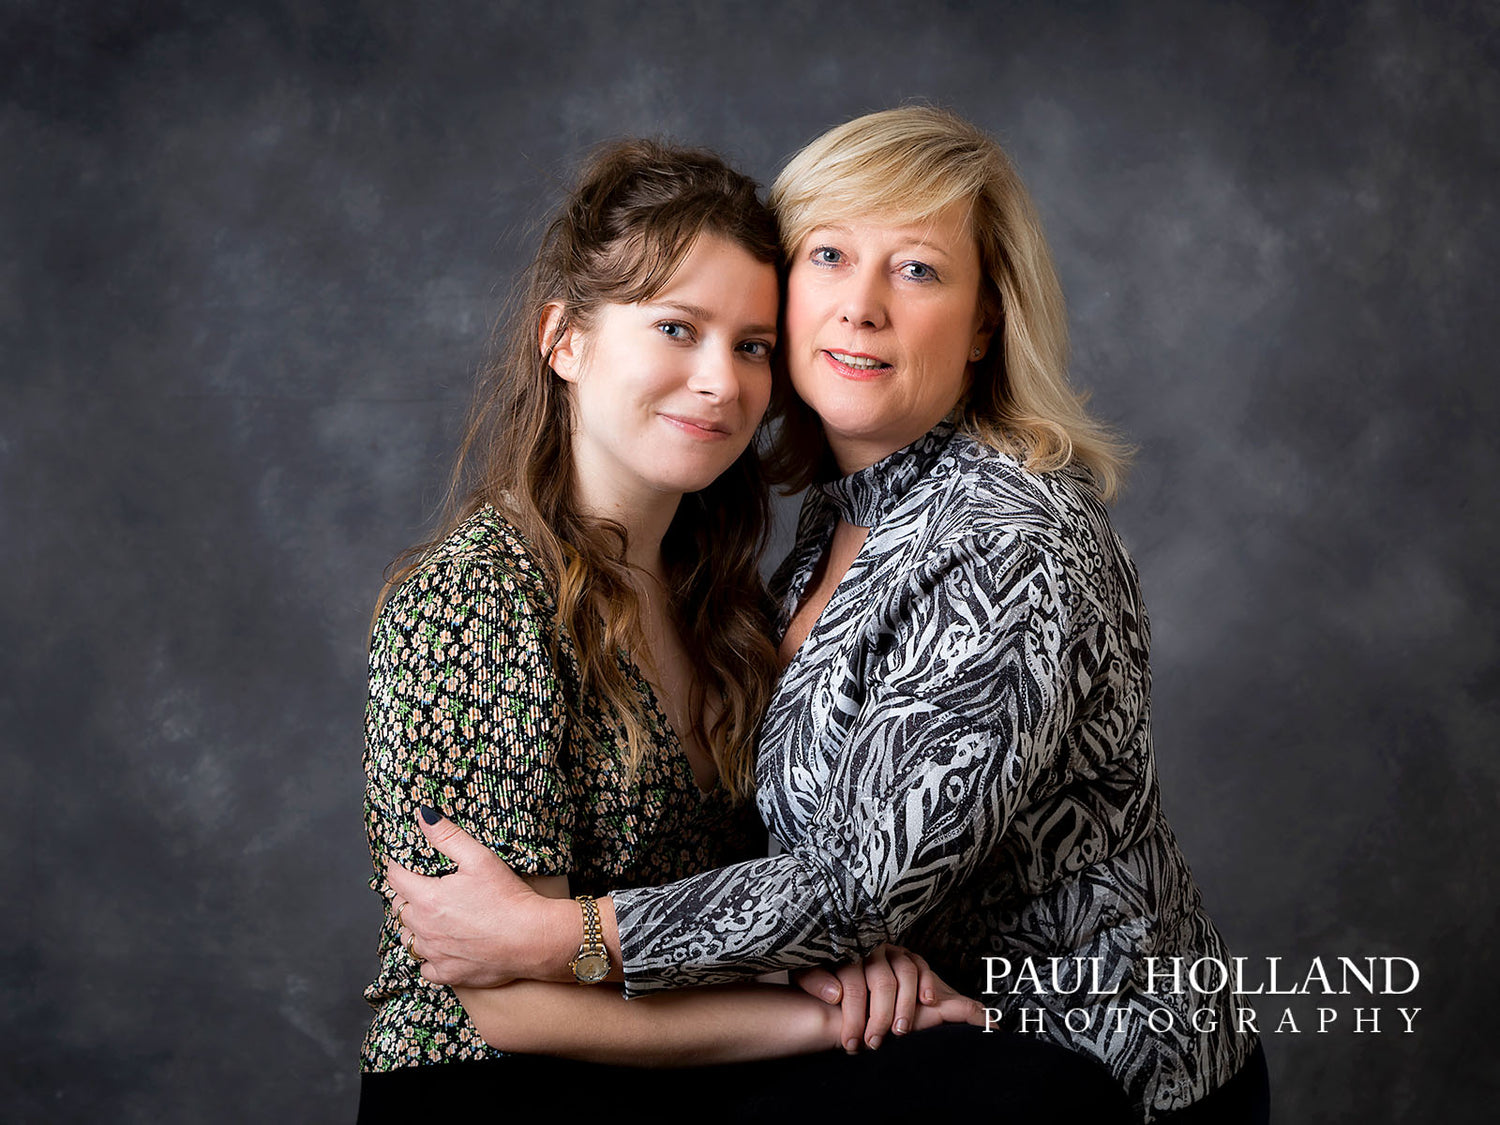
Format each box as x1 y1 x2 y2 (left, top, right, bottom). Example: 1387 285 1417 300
4 0 1496 1120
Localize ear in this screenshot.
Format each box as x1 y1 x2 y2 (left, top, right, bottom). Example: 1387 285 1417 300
539 302 582 383
969 324 996 363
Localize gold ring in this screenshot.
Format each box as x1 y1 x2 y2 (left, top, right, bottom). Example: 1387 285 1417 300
395 900 408 930
405 932 425 964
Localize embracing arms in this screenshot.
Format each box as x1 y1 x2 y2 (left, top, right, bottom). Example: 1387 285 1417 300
368 541 978 1066
393 534 1081 1023
418 858 977 1063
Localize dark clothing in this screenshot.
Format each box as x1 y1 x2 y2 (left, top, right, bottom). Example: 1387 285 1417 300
358 1027 1136 1125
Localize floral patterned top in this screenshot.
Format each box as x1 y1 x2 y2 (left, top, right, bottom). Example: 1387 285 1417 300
361 505 760 1072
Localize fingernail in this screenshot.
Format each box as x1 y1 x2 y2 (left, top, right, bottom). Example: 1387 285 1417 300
893 1018 909 1035
821 984 841 1003
419 805 441 825
922 989 935 1004
867 1034 882 1050
844 1038 860 1054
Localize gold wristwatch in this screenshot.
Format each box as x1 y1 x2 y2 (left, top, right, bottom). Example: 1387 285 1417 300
569 894 611 984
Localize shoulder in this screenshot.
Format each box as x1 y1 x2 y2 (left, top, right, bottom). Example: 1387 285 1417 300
901 437 1139 615
376 507 555 638
922 436 1118 549
421 505 550 590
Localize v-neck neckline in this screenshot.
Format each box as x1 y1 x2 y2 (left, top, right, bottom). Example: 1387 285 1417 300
619 656 720 800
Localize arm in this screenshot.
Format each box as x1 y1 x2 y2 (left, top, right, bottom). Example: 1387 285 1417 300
365 553 574 890
455 977 977 1065
456 875 841 1064
455 978 838 1065
401 824 982 1062
610 535 1079 992
395 534 1081 993
373 543 982 1062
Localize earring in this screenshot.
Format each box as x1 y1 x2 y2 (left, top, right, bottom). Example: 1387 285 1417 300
971 347 983 359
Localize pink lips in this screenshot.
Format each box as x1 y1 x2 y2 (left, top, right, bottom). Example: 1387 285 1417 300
659 413 733 440
822 349 894 380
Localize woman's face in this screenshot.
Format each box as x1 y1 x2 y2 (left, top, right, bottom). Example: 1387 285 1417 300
551 233 779 506
783 202 991 473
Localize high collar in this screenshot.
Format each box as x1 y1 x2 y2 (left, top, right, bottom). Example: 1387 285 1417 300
816 420 957 528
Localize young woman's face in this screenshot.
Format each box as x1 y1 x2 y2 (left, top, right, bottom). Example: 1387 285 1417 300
553 233 779 505
783 202 991 473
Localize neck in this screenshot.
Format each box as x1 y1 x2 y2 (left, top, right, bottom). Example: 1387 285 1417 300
824 408 960 478
825 433 899 477
570 467 680 578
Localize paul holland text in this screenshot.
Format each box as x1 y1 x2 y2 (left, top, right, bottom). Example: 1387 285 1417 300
979 955 1421 1036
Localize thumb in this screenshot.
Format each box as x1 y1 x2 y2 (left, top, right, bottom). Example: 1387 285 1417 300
934 990 985 1027
415 806 491 868
793 967 844 1005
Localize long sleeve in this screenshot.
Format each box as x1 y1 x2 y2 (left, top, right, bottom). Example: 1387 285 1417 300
364 556 574 884
611 532 1082 994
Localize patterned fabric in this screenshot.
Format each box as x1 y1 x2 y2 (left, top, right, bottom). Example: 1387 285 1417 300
361 506 759 1072
611 421 1257 1120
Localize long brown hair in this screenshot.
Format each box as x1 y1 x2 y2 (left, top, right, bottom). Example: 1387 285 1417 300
380 140 780 800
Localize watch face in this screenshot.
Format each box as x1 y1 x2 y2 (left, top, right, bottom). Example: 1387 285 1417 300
573 953 610 983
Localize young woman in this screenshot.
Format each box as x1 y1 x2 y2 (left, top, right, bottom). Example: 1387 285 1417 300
358 140 977 1119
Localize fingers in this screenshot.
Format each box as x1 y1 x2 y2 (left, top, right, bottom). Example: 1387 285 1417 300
414 807 493 868
385 807 511 902
388 894 427 971
384 857 439 902
793 966 843 1005
887 946 920 1036
909 950 943 1006
905 950 986 1027
861 945 898 1050
836 960 868 1054
937 991 986 1026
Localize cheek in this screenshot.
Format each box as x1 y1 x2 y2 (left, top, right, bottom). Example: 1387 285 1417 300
747 370 774 418
917 310 975 382
783 275 821 349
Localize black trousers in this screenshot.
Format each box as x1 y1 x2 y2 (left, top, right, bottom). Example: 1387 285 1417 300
1155 1041 1270 1124
359 1025 1135 1124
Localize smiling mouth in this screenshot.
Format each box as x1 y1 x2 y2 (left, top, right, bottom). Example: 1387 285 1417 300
660 413 732 439
824 349 893 375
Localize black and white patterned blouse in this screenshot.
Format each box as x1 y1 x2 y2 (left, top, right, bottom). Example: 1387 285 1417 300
611 421 1256 1119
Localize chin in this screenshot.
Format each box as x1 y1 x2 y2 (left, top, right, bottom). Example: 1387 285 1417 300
652 462 736 496
818 408 901 445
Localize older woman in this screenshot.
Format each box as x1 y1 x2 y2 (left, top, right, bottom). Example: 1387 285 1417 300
390 108 1270 1122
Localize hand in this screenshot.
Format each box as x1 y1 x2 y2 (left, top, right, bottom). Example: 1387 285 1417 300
385 808 544 988
793 944 983 1052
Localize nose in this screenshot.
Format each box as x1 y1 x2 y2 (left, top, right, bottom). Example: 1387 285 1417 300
685 344 742 403
838 266 888 330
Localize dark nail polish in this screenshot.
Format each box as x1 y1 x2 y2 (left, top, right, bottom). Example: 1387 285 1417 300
419 805 441 825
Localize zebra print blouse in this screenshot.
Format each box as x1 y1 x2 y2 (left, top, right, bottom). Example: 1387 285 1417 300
610 420 1256 1119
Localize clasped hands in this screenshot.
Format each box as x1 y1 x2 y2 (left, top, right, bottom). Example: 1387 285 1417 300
386 810 983 1053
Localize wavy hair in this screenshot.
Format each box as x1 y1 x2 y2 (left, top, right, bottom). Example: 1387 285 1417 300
379 140 781 800
767 105 1130 499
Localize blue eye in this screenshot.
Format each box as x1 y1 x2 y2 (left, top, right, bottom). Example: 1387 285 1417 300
738 339 773 359
900 261 938 282
656 321 692 340
811 246 843 266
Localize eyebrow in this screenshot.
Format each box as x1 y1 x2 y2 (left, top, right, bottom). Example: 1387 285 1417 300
804 222 960 260
649 301 778 337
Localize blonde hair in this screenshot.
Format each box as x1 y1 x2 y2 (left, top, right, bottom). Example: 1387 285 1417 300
767 105 1129 499
377 140 780 800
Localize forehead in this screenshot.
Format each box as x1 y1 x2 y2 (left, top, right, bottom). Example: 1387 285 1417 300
642 233 779 316
798 202 978 256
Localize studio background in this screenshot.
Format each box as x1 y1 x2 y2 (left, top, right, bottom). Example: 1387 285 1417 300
4 1 1495 1121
